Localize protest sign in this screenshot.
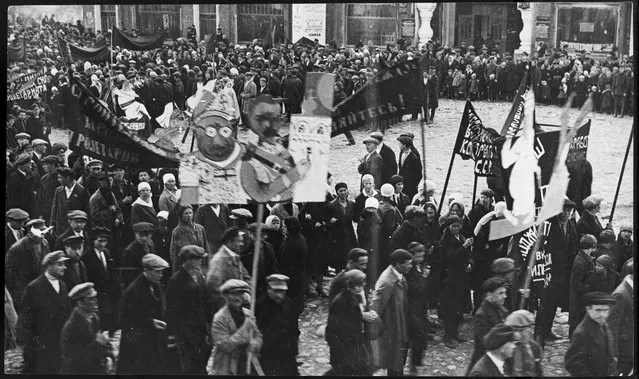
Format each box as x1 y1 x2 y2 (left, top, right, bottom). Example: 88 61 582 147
332 59 420 136
289 115 331 202
292 4 327 45
453 100 501 176
7 67 49 101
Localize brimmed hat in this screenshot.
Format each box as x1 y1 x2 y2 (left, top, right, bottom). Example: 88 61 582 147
31 138 48 147
584 291 616 306
14 154 32 166
15 132 31 140
230 208 253 219
132 222 154 233
362 137 379 145
26 219 46 229
63 234 84 247
41 155 61 165
482 277 509 293
483 323 520 350
369 131 384 142
67 210 88 221
397 135 413 145
266 274 289 290
68 282 98 300
492 258 515 274
404 205 426 220
563 197 576 207
505 310 535 328
220 279 251 294
42 251 70 266
86 159 103 168
582 195 603 210
6 208 30 221
596 254 615 272
142 254 170 270
91 226 112 240
179 245 206 260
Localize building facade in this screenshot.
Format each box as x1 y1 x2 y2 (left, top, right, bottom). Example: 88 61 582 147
47 3 632 57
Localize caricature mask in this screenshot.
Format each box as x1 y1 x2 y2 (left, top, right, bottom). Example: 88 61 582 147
192 90 238 161
248 94 282 139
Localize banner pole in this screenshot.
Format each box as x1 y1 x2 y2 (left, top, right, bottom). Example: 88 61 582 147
420 119 427 194
246 203 265 375
609 119 634 223
437 149 456 215
471 174 478 209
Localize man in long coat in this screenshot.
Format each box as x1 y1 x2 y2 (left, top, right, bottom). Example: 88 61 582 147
120 222 156 288
117 254 170 374
54 210 91 252
89 171 124 234
421 66 439 123
194 203 231 257
34 155 61 221
17 251 72 374
607 271 634 375
358 137 383 190
5 208 29 255
327 183 358 273
50 167 91 237
371 249 413 376
5 219 51 311
369 132 398 187
569 235 598 336
61 235 89 290
7 154 40 217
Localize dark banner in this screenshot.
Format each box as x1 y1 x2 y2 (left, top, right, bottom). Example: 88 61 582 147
112 26 165 51
331 59 420 136
500 71 529 137
8 40 24 61
454 100 501 176
7 67 49 101
65 74 179 168
58 36 110 63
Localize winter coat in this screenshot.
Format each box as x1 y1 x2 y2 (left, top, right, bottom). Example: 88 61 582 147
405 264 429 343
7 169 40 217
545 216 579 309
607 278 634 365
256 295 301 376
358 151 383 190
5 236 49 311
193 204 231 256
438 229 472 317
210 305 263 375
568 251 596 331
205 245 251 316
379 143 398 187
169 221 208 272
467 299 508 373
50 183 91 234
278 232 308 316
59 307 109 374
564 314 617 376
397 149 422 201
81 248 121 332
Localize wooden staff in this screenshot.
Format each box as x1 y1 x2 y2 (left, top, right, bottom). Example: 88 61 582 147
420 119 427 194
471 174 478 210
246 203 265 375
437 147 456 215
609 119 634 223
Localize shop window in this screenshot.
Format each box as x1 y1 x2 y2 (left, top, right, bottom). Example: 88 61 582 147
557 5 618 52
347 3 398 46
237 4 287 44
136 4 179 38
200 4 216 39
101 4 115 33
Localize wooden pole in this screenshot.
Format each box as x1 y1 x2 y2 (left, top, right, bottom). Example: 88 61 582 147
471 174 478 210
420 119 427 194
437 149 456 215
246 203 265 375
609 120 634 223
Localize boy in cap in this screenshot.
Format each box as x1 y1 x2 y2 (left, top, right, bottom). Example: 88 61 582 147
61 234 89 289
17 251 71 374
166 245 212 374
504 310 543 376
564 292 617 376
210 279 263 375
59 283 112 374
117 254 170 374
490 257 516 312
5 208 30 252
121 222 156 288
256 274 300 376
369 131 398 186
468 323 520 377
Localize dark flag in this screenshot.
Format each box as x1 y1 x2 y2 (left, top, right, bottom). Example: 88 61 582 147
111 26 165 51
57 35 110 63
500 70 530 137
453 100 501 176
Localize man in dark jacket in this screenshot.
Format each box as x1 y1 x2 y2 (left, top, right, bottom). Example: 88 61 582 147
5 208 29 255
17 251 72 374
50 167 91 237
564 291 618 376
281 70 303 121
405 243 430 374
166 246 212 374
607 270 634 375
256 274 301 376
120 222 156 289
466 277 509 375
7 154 40 217
54 210 91 251
59 283 111 374
193 203 230 257
422 66 440 124
117 254 170 374
569 234 598 336
390 205 425 253
378 184 403 274
469 323 520 377
358 137 384 190
577 195 612 238
369 131 398 187
61 235 89 290
35 155 61 221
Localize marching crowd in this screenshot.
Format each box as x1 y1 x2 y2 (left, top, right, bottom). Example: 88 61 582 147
5 12 637 377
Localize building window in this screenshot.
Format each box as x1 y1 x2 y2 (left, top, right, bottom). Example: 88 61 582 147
237 4 288 44
101 5 115 33
347 3 398 46
556 5 618 52
136 4 179 38
200 4 216 39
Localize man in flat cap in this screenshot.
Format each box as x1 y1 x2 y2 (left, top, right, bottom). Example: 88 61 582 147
468 323 520 377
358 136 383 190
117 254 170 374
210 279 263 375
615 224 634 275
82 227 120 336
61 234 89 289
569 234 598 336
50 167 91 236
17 251 71 373
371 249 413 375
607 266 634 375
230 208 254 254
577 195 612 238
30 139 49 177
35 155 62 223
490 257 516 312
166 245 212 374
467 277 510 374
369 132 398 187
89 171 123 240
7 153 39 216
256 274 300 376
59 283 112 374
504 310 543 376
5 208 29 253
565 291 618 376
421 65 440 124
206 227 252 316
79 159 104 196
54 210 90 251
121 222 156 288
5 219 51 312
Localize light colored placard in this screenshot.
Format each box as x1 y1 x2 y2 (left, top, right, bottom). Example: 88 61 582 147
292 4 327 45
289 115 331 202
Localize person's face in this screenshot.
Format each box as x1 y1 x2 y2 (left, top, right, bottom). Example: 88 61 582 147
250 101 282 138
425 207 436 223
449 221 462 235
479 195 492 207
70 219 86 232
337 187 349 199
353 256 368 272
326 176 333 187
78 295 99 314
93 236 108 251
225 291 246 310
228 234 245 252
362 179 374 191
267 287 287 303
65 243 84 260
18 112 27 121
499 341 517 359
450 204 463 218
145 268 164 284
259 78 266 87
487 287 507 306
135 231 152 244
348 283 365 296
364 142 376 154
48 261 67 279
181 208 194 223
619 230 632 241
138 187 151 200
560 205 574 220
165 178 176 191
183 257 203 272
394 182 404 194
113 168 124 180
43 162 57 174
412 250 426 265
395 259 413 274
138 171 150 182
586 304 611 324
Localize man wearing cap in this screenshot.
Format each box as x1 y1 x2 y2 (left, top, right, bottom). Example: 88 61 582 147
389 175 411 216
206 227 252 315
569 234 598 336
59 283 112 374
371 249 413 376
243 221 280 302
60 234 89 292
468 189 494 231
30 139 49 177
490 257 516 312
607 266 634 375
328 182 358 273
211 279 263 375
467 277 509 373
5 219 51 312
5 208 30 254
379 183 404 273
117 254 170 374
468 323 520 377
17 251 71 373
504 310 543 376
564 291 618 376
539 197 580 342
358 136 383 190
121 222 156 288
577 195 611 238
50 167 91 236
405 242 431 374
79 159 104 196
166 245 212 374
255 274 300 376
422 66 440 124
54 210 90 252
369 132 398 187
7 153 39 217
329 248 371 301
229 208 253 254
169 204 209 273
35 155 61 223
89 171 123 237
615 224 634 274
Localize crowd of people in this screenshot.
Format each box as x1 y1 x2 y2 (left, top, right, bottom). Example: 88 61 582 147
5 12 637 376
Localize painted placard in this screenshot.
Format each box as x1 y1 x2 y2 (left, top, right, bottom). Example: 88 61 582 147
288 115 331 202
292 4 327 45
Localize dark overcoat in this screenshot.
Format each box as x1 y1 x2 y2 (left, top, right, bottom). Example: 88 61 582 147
327 199 358 271
405 264 429 344
467 299 508 373
469 354 504 377
576 211 604 239
568 251 596 332
7 169 40 217
120 240 155 289
438 229 472 318
607 279 634 366
59 307 109 374
193 203 231 255
379 143 398 187
545 215 579 309
256 295 301 376
50 182 91 236
564 314 617 376
82 248 121 331
35 172 59 221
397 149 422 201
358 151 383 190
5 236 49 311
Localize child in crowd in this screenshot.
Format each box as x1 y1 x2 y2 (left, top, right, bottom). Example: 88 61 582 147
487 73 498 102
458 73 467 100
468 73 479 101
590 85 601 112
601 84 613 114
539 81 551 105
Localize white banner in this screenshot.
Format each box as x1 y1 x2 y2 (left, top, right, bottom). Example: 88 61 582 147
292 4 327 45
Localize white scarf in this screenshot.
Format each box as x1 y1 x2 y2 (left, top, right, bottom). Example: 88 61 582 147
132 196 154 208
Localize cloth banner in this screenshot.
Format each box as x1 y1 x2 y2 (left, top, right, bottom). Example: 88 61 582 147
294 36 315 48
112 26 165 51
7 40 25 61
453 100 501 176
500 71 529 137
507 220 553 289
64 73 180 168
332 59 421 137
7 67 49 101
57 35 110 63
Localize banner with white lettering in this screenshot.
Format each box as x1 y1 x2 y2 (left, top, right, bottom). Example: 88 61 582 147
453 100 501 176
7 67 49 101
292 4 327 45
332 59 420 136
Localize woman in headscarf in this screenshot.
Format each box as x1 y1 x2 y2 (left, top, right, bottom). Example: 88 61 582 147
423 202 443 311
169 204 208 273
263 215 284 254
438 197 472 237
356 197 381 282
353 174 380 224
158 173 181 231
438 215 474 348
130 181 158 228
88 74 103 99
396 134 422 201
411 179 438 210
278 217 308 317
